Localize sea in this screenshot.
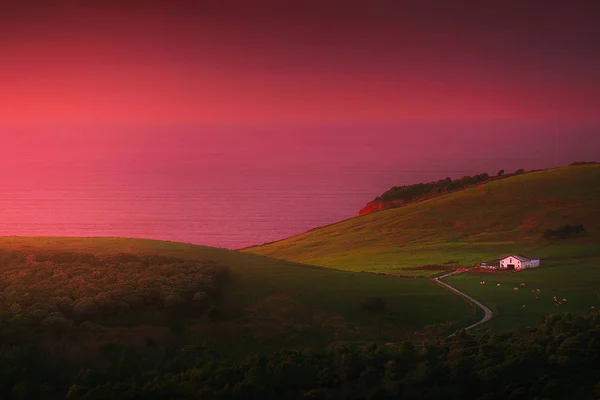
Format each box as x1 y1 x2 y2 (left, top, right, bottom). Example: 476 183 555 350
0 166 447 249
2 123 587 249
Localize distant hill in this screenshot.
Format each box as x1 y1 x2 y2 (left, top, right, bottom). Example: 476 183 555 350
246 164 600 275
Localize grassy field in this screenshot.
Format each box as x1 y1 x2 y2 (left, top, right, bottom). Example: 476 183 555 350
245 164 600 276
445 254 600 331
0 237 476 354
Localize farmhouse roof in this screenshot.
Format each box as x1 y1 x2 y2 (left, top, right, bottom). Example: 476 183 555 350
504 254 532 262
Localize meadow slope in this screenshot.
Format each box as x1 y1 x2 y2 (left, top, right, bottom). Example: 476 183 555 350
0 237 475 354
246 164 600 276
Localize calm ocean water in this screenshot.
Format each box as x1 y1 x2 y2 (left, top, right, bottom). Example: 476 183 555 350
0 167 447 249
3 123 588 249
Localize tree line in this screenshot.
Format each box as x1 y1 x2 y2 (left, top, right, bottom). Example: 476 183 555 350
378 172 491 204
0 250 230 330
1 311 600 399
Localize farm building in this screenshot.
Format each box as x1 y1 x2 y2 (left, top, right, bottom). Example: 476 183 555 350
499 255 540 271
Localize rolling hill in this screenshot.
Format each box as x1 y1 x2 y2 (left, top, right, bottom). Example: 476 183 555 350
245 164 600 275
0 237 475 356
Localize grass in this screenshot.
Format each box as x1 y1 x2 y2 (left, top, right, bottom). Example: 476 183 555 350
245 164 600 276
4 164 599 348
0 237 476 353
445 255 600 331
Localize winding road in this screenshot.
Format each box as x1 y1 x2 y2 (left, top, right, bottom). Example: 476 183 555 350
434 271 493 335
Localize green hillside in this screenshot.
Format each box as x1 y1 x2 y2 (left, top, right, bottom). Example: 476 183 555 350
445 256 600 331
0 237 474 355
246 164 600 275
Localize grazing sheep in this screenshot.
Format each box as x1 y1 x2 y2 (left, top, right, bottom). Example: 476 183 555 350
562 298 567 302
522 305 526 308
513 287 519 291
497 283 500 286
536 296 539 299
482 281 485 284
558 302 562 305
592 306 596 309
520 283 525 287
532 290 535 293
536 289 541 293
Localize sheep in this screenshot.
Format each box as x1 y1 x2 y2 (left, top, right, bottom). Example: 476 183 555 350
513 287 519 291
497 284 501 287
592 306 596 309
558 302 563 305
522 305 526 308
562 298 567 302
536 289 541 293
520 283 525 287
536 296 539 299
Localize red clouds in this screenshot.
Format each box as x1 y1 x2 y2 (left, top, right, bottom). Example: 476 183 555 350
1 1 599 125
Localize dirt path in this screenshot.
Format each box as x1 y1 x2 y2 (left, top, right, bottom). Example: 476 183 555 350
434 271 493 336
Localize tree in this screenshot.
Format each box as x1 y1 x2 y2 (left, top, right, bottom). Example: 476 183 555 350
515 169 525 174
497 169 504 176
192 291 211 312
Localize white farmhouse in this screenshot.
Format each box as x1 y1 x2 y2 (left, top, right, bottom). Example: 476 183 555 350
499 255 540 271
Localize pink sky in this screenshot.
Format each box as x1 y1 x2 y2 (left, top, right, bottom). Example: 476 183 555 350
0 1 598 245
1 1 599 126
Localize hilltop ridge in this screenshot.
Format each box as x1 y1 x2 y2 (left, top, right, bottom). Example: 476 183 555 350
359 163 597 216
358 168 542 215
247 163 600 274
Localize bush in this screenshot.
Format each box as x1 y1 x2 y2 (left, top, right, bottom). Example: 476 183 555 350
375 172 491 206
164 293 186 311
80 321 105 331
569 161 597 167
543 225 585 240
72 299 99 319
41 316 70 331
192 291 211 311
515 169 525 174
360 297 386 312
497 169 505 176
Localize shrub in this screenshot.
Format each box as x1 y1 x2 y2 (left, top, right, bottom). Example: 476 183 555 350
543 224 585 240
360 297 386 312
192 291 211 311
569 161 597 166
164 293 186 311
41 316 70 331
375 172 491 206
515 169 525 174
80 321 105 331
30 309 50 320
72 299 99 319
497 169 504 176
